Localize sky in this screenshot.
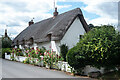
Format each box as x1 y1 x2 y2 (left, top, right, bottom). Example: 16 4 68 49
0 0 119 39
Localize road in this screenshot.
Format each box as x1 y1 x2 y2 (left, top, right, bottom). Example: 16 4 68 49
1 59 92 79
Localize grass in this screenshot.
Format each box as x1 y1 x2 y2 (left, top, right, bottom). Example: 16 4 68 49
98 70 120 80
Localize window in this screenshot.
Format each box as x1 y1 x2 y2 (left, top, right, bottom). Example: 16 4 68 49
79 35 83 39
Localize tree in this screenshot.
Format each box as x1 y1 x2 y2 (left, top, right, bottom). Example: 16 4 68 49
67 25 120 73
1 35 12 59
2 36 12 48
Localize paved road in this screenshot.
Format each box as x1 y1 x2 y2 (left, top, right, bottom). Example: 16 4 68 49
0 58 2 79
2 59 92 79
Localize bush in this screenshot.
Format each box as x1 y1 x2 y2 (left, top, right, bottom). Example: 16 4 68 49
67 25 120 74
2 48 12 59
60 44 68 61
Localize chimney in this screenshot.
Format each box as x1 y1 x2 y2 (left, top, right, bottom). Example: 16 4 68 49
5 29 7 37
53 7 58 17
29 19 34 26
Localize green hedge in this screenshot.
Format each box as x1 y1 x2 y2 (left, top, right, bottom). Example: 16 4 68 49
67 25 120 74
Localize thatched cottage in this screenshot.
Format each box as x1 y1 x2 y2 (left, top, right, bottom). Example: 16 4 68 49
12 8 90 55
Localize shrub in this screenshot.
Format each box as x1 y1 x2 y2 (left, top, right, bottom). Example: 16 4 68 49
2 48 12 59
60 44 68 61
67 25 120 74
43 50 63 68
23 57 30 64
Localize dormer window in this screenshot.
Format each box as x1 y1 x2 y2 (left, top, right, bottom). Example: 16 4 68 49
47 34 52 41
29 37 34 45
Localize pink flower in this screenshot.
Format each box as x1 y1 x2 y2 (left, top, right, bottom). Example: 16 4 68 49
26 51 28 53
28 54 30 57
36 52 38 54
41 57 43 60
48 52 49 54
44 52 46 55
40 53 42 55
37 59 39 61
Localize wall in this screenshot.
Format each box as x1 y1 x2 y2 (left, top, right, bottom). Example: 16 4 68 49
37 42 51 50
61 17 86 49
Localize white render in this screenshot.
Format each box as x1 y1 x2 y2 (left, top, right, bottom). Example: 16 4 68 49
60 17 86 49
37 42 51 50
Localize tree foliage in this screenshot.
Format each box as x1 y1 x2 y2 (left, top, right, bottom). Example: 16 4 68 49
67 25 120 73
2 36 12 48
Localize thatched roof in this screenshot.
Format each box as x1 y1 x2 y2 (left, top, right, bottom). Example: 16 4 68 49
13 8 90 46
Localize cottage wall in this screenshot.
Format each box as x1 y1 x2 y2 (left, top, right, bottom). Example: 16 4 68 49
60 17 86 49
37 42 51 50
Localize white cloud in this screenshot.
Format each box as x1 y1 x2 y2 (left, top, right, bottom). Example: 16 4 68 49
58 0 118 27
0 0 71 38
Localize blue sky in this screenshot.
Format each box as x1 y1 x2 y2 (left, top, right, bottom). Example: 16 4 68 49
54 2 100 20
0 0 119 39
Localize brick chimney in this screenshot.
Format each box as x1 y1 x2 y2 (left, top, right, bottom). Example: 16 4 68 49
53 7 58 17
29 20 34 26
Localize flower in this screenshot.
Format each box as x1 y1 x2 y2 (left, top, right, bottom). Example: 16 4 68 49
36 52 38 54
26 51 28 53
40 53 42 55
44 52 46 55
48 52 49 54
52 49 53 52
41 57 43 60
59 56 61 59
37 59 39 61
28 54 30 57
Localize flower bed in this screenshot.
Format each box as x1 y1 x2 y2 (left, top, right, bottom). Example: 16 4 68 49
5 47 72 73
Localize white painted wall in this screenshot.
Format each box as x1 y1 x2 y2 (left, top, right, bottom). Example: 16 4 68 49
37 42 51 50
51 41 60 55
61 17 86 49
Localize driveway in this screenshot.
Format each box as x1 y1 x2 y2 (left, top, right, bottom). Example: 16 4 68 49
2 59 93 79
